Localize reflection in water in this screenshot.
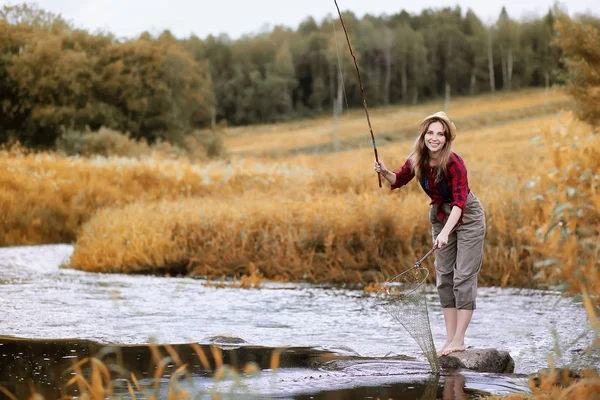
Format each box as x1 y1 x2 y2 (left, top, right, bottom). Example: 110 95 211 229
442 373 467 400
293 375 442 399
0 336 329 399
0 336 529 399
423 375 441 400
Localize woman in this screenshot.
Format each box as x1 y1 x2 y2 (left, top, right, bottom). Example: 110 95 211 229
373 111 486 357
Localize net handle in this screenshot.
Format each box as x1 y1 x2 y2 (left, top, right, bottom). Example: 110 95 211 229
414 222 461 268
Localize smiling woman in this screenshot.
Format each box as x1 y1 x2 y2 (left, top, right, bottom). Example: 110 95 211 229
373 111 487 358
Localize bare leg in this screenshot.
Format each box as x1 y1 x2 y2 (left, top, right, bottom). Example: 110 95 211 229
442 309 473 356
437 307 457 356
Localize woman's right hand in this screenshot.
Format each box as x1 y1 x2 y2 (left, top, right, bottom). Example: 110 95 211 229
374 160 387 174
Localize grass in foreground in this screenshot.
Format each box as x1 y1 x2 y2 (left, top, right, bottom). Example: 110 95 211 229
0 344 279 400
1 344 598 400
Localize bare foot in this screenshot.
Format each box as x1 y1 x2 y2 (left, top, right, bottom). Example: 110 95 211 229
437 342 452 357
441 342 465 356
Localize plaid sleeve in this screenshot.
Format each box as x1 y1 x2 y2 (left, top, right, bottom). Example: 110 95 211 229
390 158 415 190
447 153 469 209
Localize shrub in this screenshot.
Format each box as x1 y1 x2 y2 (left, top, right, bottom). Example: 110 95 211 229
554 16 600 127
55 127 149 158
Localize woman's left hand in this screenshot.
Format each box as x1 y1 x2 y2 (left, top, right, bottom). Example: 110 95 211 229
435 232 449 249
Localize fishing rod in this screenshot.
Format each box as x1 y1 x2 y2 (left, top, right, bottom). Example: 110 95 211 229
333 0 382 188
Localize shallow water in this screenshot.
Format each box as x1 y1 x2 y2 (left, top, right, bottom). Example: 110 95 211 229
0 244 596 398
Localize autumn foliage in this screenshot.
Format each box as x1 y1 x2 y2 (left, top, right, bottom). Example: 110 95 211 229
554 15 600 127
0 4 213 147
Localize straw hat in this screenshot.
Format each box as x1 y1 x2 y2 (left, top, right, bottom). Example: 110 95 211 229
419 111 457 142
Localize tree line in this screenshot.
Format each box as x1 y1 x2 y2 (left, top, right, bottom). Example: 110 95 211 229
0 3 598 148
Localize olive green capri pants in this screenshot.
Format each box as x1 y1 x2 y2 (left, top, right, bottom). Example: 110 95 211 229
429 192 486 310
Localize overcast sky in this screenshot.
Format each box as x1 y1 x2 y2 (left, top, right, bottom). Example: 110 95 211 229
3 0 599 39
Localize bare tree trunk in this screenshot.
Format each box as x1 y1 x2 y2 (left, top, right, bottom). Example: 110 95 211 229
401 58 408 103
430 45 438 96
383 28 393 106
487 30 495 94
383 56 392 105
412 42 419 105
470 67 477 95
507 49 513 90
374 60 382 105
211 106 216 132
501 52 508 90
284 84 293 113
445 83 451 111
336 69 344 116
329 61 335 105
332 70 343 151
446 36 453 90
545 71 550 107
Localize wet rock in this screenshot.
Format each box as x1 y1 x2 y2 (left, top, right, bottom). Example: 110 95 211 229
204 335 247 347
439 348 515 373
317 345 361 357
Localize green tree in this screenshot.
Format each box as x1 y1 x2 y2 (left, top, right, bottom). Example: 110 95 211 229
394 22 414 103
0 21 33 142
463 9 489 95
0 3 69 31
554 16 600 127
268 41 297 116
7 29 96 146
409 31 429 104
306 31 329 112
95 37 213 142
496 7 520 90
196 34 234 121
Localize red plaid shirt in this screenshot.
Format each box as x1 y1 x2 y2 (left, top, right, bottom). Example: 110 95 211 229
390 152 470 223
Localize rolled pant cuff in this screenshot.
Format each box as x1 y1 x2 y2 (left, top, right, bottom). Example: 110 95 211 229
456 301 476 310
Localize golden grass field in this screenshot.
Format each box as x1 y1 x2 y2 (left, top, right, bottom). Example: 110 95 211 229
1 87 599 399
1 88 597 293
222 88 571 157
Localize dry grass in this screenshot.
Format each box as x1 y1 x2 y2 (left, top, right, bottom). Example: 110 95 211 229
221 88 570 157
1 88 597 293
485 368 600 400
63 111 594 290
0 150 301 245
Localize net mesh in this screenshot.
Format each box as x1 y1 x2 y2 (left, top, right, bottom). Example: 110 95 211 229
375 266 440 373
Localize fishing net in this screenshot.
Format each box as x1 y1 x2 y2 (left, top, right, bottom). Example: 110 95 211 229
375 266 440 373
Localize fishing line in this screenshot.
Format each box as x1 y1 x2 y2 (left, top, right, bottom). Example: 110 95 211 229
332 18 350 117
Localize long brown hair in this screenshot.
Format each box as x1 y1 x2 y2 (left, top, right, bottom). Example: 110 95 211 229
408 117 453 183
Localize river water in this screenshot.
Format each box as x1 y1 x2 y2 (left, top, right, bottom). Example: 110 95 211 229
0 244 596 399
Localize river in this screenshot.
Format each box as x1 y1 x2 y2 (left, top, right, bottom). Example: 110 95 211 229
0 244 596 399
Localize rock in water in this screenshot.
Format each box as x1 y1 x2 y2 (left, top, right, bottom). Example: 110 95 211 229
438 348 515 373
